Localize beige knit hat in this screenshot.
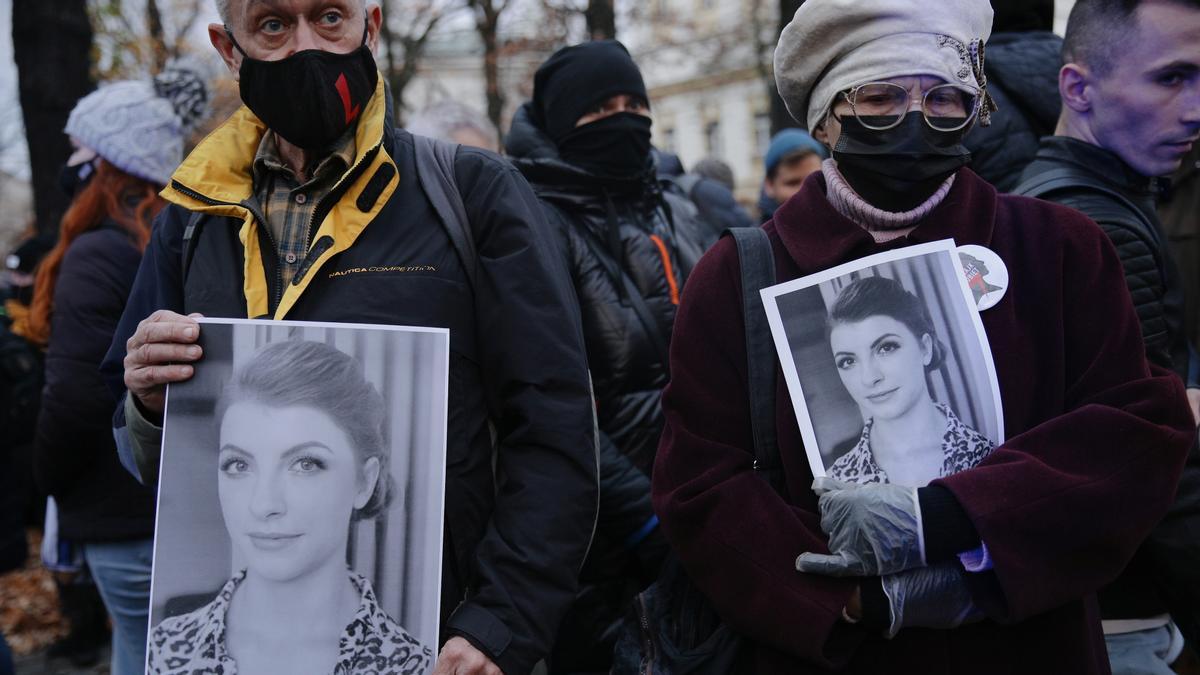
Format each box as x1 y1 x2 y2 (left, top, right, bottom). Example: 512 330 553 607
774 0 995 131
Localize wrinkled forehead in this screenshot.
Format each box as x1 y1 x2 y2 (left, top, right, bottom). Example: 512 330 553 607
228 0 367 21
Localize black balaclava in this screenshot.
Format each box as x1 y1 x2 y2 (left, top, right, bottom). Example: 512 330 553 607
532 40 652 176
226 20 377 152
833 112 972 212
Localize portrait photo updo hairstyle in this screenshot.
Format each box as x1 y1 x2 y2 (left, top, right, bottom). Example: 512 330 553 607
214 340 394 520
827 275 947 372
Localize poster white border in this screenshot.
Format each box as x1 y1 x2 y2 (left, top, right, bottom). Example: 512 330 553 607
146 317 451 673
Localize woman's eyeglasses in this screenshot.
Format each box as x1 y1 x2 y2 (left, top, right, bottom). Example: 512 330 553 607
839 82 981 132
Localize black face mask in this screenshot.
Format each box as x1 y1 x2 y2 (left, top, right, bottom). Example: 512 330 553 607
227 23 378 151
58 159 98 198
832 111 971 212
557 112 653 178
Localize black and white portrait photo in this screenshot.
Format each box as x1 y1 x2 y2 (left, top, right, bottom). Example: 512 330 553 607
762 240 1004 488
146 319 449 675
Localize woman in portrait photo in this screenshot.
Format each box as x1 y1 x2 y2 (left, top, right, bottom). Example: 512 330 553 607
147 340 433 675
824 275 992 487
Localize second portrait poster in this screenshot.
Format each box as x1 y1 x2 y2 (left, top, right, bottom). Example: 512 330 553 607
762 239 1004 488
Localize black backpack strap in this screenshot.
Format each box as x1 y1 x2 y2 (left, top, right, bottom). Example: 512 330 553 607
726 227 783 494
1014 169 1159 238
1014 167 1167 276
180 210 207 284
412 134 478 292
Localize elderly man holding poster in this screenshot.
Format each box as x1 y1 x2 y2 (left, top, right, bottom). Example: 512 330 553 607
650 0 1196 672
100 1 598 674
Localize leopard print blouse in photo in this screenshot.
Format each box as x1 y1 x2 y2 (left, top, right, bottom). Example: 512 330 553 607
147 569 434 675
827 402 994 484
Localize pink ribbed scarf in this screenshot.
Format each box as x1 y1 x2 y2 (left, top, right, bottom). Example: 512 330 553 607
821 159 956 243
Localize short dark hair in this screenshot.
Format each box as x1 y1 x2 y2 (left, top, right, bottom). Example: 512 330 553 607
1063 0 1200 74
216 340 394 520
827 275 945 372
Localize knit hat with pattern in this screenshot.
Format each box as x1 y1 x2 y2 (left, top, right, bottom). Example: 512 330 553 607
64 61 210 186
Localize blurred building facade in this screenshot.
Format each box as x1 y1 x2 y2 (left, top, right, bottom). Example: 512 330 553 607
624 0 776 204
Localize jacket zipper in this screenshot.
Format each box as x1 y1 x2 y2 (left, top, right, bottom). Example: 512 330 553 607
302 142 383 259
174 138 385 313
636 593 655 674
171 180 285 311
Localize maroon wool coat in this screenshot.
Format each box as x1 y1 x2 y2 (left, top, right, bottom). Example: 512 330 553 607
651 168 1196 674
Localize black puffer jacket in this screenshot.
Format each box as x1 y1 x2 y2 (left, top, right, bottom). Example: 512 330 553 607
965 31 1063 192
1017 136 1200 645
507 103 702 474
507 102 699 672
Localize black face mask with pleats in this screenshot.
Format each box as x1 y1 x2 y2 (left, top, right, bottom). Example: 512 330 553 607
556 112 653 178
833 111 971 212
227 22 377 151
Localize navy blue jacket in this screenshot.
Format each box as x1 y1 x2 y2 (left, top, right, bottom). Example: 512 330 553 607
35 225 156 541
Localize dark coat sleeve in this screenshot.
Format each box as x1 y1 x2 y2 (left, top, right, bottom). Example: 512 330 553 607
444 149 599 675
100 206 188 483
101 206 188 400
36 230 141 496
652 237 862 668
936 216 1194 624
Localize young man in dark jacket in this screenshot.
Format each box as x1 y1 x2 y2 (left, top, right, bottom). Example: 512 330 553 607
505 40 700 673
1015 0 1200 669
101 2 598 674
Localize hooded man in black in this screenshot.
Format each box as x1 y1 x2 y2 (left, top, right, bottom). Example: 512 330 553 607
506 41 702 673
963 0 1063 191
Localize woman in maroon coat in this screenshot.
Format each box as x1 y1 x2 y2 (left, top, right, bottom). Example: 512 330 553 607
651 0 1196 673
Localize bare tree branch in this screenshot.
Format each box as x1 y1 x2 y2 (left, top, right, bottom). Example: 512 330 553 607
380 0 466 124
170 0 206 58
466 0 512 139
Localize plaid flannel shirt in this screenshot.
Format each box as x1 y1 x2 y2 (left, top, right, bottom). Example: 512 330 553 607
250 129 357 286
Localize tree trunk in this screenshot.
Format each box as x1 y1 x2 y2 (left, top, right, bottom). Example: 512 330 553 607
481 21 504 142
770 0 804 133
146 0 169 73
380 0 403 123
12 0 94 238
585 0 616 40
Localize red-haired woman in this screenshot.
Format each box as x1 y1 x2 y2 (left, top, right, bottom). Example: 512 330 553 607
29 65 208 675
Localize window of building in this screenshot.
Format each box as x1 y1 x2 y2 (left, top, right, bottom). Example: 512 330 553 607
705 120 722 158
754 112 772 158
662 127 677 154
